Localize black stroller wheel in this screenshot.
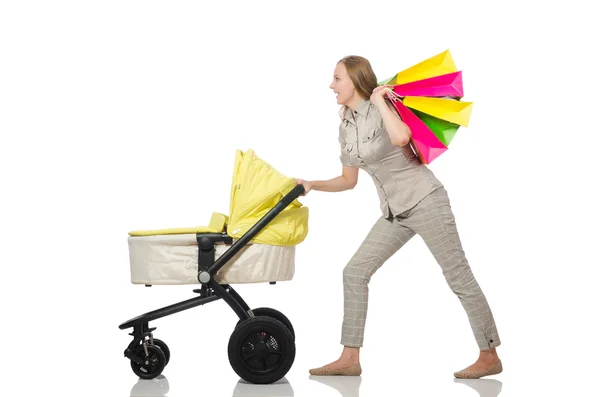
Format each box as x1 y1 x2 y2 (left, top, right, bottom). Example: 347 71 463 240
146 338 170 365
130 344 166 380
236 307 295 339
228 316 295 384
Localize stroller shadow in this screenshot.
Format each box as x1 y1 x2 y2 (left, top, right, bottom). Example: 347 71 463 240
129 375 295 397
309 375 362 397
454 378 503 397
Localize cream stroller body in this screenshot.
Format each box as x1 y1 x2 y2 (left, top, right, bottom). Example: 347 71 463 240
119 149 308 385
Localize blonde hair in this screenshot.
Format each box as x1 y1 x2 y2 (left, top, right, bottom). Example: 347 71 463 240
337 55 378 119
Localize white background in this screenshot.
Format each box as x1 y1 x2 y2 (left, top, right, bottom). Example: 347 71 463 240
1 1 599 396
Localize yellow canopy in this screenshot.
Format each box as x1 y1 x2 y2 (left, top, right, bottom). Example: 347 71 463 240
227 149 308 246
128 149 308 245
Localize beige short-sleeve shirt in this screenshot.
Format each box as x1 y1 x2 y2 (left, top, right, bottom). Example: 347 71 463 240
338 99 443 218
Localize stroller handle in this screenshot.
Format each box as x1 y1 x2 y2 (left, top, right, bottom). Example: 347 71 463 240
289 182 306 197
206 183 305 276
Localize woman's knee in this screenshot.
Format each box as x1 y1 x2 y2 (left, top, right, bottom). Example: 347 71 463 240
343 262 371 283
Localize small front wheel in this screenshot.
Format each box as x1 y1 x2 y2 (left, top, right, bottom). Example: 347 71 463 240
149 338 171 365
130 344 166 379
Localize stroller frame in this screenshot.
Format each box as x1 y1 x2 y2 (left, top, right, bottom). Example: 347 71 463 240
119 183 305 384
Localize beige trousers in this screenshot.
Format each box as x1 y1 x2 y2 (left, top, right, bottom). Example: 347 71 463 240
341 187 501 350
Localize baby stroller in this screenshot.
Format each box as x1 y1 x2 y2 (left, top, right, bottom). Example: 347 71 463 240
119 149 309 385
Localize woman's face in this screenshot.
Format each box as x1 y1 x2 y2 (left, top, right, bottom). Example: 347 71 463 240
329 62 356 106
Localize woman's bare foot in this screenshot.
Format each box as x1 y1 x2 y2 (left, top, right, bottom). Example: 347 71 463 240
454 347 502 378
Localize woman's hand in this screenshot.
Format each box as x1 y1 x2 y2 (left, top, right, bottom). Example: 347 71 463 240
370 85 393 105
372 85 411 147
296 179 313 196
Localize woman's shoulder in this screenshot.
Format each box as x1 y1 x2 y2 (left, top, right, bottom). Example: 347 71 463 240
338 106 351 121
365 100 386 120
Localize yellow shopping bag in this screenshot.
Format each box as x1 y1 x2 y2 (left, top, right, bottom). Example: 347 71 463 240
379 50 458 86
403 96 473 127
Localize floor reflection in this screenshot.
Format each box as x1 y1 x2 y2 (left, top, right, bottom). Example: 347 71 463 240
128 373 501 397
232 377 294 397
130 375 169 397
454 378 503 397
309 375 362 397
129 375 295 397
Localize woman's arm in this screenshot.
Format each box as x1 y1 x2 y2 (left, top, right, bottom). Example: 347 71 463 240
297 166 358 194
371 87 411 147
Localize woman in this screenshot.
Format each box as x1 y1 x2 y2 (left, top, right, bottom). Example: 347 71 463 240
297 56 502 379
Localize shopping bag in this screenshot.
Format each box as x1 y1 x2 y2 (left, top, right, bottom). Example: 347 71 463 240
392 71 464 98
387 92 447 164
403 96 473 127
379 49 458 86
410 108 460 147
378 49 474 164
